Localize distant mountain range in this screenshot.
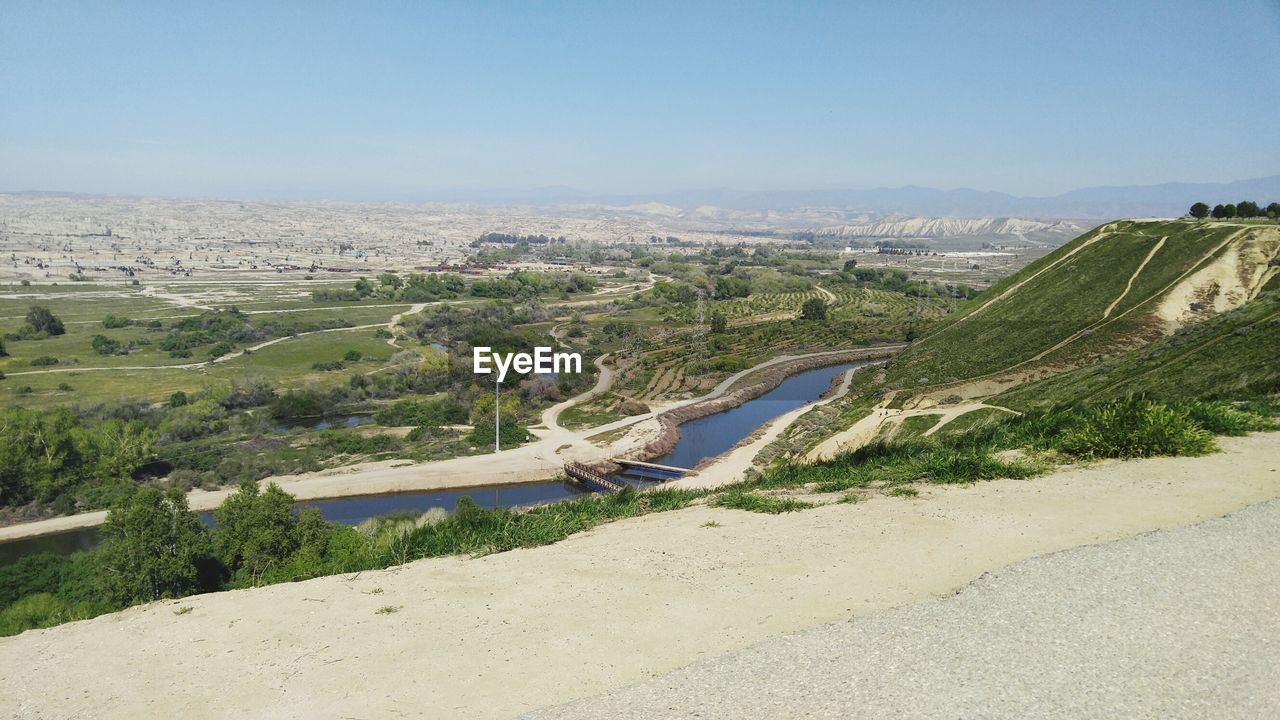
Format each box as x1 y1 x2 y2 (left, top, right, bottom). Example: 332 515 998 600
441 175 1280 219
9 175 1279 220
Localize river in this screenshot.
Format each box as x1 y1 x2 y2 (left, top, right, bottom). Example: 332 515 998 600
0 361 861 565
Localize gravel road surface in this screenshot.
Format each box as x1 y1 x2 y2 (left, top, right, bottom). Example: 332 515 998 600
527 499 1280 719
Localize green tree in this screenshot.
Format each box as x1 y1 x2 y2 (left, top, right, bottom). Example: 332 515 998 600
378 272 404 290
1188 202 1210 219
708 309 727 334
1236 200 1261 218
168 390 189 408
842 258 858 271
212 480 300 585
800 297 828 321
1267 202 1280 218
1224 203 1238 218
354 277 375 298
90 334 121 355
25 306 65 336
98 487 212 604
1211 204 1227 219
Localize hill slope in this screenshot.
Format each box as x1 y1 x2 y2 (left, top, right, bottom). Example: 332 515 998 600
884 219 1280 404
995 289 1280 408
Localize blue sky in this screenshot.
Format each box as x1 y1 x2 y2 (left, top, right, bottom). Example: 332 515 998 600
1 0 1278 199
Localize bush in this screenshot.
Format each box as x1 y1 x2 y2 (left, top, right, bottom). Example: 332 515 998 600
312 360 345 371
90 334 122 355
26 306 65 336
30 356 59 366
374 397 468 426
207 342 235 359
468 419 529 448
711 488 814 513
102 315 131 329
1052 400 1217 459
343 350 363 362
1183 401 1276 436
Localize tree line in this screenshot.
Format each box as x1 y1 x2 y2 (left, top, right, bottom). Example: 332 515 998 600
1188 201 1280 220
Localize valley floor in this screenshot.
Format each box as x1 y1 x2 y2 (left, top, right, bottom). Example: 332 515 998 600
2 433 1277 719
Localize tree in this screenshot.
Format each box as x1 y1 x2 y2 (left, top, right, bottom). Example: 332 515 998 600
1188 202 1210 219
708 309 727 334
212 480 299 585
98 487 212 604
378 272 403 290
1211 204 1227 219
1267 202 1280 218
1236 200 1261 218
25 306 65 336
0 336 6 357
168 390 189 408
842 258 858 271
353 277 375 298
1224 203 1238 218
800 297 828 321
90 334 121 355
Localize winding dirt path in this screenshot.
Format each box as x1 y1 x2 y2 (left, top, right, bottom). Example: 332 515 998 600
805 401 1019 462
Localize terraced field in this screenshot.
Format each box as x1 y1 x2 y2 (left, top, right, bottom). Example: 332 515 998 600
628 287 949 401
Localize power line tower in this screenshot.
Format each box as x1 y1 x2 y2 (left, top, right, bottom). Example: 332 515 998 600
692 288 709 378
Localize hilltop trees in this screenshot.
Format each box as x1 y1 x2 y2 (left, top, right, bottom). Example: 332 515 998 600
1200 200 1276 219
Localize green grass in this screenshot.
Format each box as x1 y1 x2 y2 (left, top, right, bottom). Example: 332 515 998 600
887 220 1255 388
749 396 1274 497
1 328 397 408
894 414 941 440
997 292 1280 408
710 488 815 514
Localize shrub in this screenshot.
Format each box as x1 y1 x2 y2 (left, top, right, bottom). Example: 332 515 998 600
1183 401 1276 436
207 342 235 359
711 488 814 513
90 334 122 355
312 360 345 371
25 306 65 336
102 315 131 329
343 350 363 362
30 356 59 366
1054 400 1216 459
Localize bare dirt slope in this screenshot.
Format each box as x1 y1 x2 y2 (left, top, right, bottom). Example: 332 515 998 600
3 432 1277 720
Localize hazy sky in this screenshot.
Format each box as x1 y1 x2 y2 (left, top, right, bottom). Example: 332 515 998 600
2 0 1278 199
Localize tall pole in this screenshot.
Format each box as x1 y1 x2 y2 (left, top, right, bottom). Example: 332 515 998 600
494 375 500 453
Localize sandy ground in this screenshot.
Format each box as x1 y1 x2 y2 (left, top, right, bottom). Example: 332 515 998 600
530 497 1280 720
2 432 1276 720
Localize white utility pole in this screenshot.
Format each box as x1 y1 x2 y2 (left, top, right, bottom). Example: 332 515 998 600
494 375 501 453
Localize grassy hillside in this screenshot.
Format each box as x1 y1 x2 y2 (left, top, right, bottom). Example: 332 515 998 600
884 219 1279 391
996 290 1280 408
